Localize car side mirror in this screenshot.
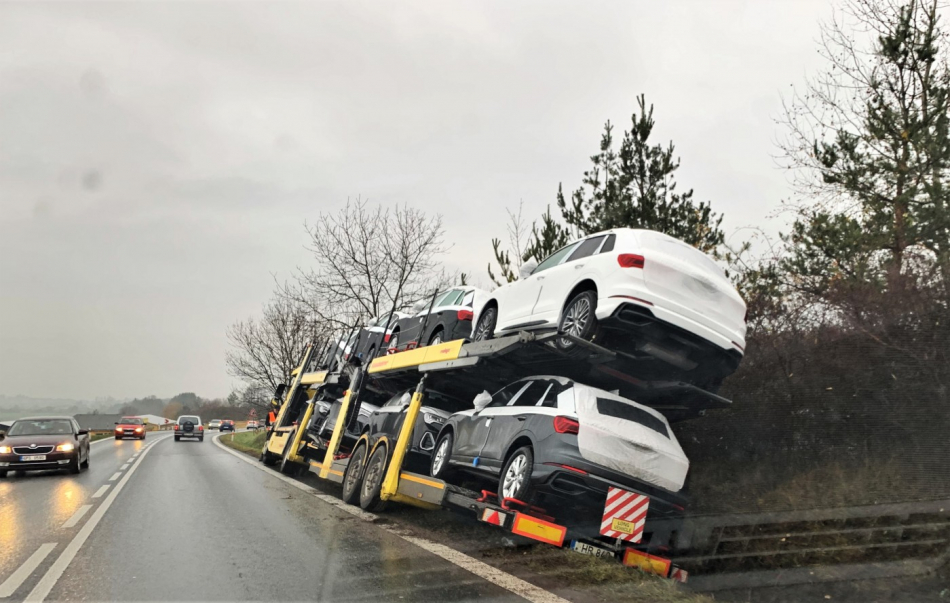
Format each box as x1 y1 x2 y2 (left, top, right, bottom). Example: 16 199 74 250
78 429 89 436
114 422 119 425
473 391 492 413
519 259 538 279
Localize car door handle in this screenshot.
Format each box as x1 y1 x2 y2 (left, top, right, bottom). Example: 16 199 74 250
516 416 526 421
536 276 545 281
574 264 584 269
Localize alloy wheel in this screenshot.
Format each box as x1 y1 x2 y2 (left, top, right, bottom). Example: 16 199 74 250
432 439 449 474
502 453 528 499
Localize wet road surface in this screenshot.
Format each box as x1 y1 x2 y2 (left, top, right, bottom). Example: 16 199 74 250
0 431 529 602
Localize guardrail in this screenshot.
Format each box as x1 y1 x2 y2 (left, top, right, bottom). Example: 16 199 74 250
643 499 950 590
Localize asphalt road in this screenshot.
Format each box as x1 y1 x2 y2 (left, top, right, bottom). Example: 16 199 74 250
0 431 538 602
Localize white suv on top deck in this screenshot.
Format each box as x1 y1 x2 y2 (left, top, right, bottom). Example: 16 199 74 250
472 228 747 389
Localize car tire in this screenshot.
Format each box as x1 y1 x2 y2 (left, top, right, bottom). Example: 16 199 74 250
69 456 81 474
366 345 376 362
175 436 181 442
359 444 389 512
430 431 454 479
115 436 121 440
473 306 497 341
499 446 534 503
556 290 600 356
14 470 25 477
428 328 444 346
389 330 399 351
199 436 204 442
341 441 368 505
81 451 89 469
0 470 6 478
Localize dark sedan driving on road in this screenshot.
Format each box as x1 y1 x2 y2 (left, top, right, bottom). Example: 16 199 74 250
0 416 91 477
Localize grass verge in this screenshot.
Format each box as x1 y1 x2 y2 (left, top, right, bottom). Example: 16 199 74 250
90 432 114 442
219 430 266 456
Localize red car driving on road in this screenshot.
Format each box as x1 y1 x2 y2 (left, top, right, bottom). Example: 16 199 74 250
115 417 146 440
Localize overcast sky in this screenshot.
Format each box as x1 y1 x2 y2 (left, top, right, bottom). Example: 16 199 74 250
0 1 830 400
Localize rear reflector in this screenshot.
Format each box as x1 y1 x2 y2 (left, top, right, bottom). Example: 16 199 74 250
618 254 645 269
553 416 580 435
544 462 588 475
609 295 654 306
457 309 474 321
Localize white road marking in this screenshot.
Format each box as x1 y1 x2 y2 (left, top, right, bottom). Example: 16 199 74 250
108 472 121 482
0 543 56 598
212 435 569 603
24 436 171 603
60 505 92 529
91 485 109 499
120 463 130 470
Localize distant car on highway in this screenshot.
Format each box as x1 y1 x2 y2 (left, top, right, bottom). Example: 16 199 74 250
0 416 90 477
174 416 204 442
246 420 260 430
220 420 235 432
208 419 223 430
114 416 146 440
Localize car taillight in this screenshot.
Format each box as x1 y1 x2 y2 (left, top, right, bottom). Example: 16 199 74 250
174 425 179 430
553 416 579 435
198 425 204 431
617 254 645 269
457 309 474 321
384 334 391 343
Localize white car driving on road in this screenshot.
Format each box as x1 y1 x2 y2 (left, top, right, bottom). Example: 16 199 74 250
472 228 747 389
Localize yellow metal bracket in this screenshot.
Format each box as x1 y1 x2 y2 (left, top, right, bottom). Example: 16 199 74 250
380 378 426 500
319 386 353 478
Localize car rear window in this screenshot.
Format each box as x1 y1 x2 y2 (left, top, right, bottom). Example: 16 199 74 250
595 397 669 438
178 416 200 425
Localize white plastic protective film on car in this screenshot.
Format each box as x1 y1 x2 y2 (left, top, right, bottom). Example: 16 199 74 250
573 385 689 492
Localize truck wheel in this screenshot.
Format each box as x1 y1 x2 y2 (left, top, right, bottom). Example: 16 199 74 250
261 445 278 466
341 442 367 505
499 446 534 503
280 431 300 476
556 291 599 357
359 445 389 512
430 432 454 479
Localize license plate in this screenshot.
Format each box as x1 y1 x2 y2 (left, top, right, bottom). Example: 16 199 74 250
20 455 46 461
570 540 614 559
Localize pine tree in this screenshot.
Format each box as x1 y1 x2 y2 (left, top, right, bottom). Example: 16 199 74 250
557 95 725 253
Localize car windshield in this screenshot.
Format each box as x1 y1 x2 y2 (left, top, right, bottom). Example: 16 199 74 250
119 418 143 425
8 420 73 436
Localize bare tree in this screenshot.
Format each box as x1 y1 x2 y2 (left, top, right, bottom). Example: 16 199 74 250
487 201 532 286
225 294 325 394
282 198 450 329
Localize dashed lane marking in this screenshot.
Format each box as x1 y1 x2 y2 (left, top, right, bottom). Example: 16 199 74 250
212 435 569 603
91 485 109 499
108 472 121 482
24 436 171 602
0 544 56 598
60 505 92 529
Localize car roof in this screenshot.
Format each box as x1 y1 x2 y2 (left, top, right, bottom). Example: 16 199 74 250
12 415 75 422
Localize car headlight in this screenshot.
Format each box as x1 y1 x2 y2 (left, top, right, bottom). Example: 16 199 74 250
0 446 11 454
422 413 445 426
134 427 143 432
56 443 75 452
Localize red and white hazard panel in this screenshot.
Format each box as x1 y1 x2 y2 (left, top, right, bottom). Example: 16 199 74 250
600 487 649 543
480 508 508 527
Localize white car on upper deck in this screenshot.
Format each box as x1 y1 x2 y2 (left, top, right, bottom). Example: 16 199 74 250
471 228 747 389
